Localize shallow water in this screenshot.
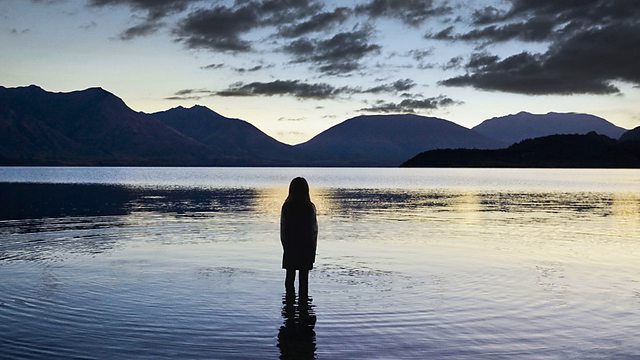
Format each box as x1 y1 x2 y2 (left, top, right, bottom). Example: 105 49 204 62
1 167 639 359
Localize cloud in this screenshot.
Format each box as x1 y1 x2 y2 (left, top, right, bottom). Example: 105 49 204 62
428 25 454 40
200 63 224 70
165 88 213 100
430 0 640 44
426 17 556 43
362 79 416 93
79 21 98 30
359 95 459 113
466 52 499 69
9 28 31 35
175 5 259 51
441 56 463 70
408 48 433 61
88 0 193 38
278 7 352 38
284 27 381 75
505 0 640 23
215 80 350 99
213 78 416 99
174 0 322 52
430 0 640 95
355 0 451 26
440 22 640 95
119 21 163 40
471 6 505 25
30 0 67 4
88 0 192 20
232 64 274 73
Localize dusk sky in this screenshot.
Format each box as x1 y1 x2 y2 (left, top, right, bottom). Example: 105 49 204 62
2 0 639 144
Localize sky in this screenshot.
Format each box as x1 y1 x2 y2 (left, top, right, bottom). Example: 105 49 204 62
1 0 639 145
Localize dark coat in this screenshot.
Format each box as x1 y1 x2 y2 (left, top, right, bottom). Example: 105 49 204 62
280 201 317 270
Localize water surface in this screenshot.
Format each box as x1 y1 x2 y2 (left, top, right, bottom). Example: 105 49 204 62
1 167 639 359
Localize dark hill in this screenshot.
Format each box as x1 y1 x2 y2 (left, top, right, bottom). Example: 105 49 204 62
473 111 627 145
0 85 214 165
151 105 297 165
402 132 640 168
295 114 503 166
620 126 640 142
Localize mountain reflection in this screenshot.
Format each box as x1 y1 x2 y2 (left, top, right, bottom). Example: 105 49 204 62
0 183 259 221
0 183 260 261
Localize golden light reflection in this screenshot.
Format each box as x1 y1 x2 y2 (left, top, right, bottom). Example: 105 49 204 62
450 191 483 225
253 187 335 217
611 192 640 219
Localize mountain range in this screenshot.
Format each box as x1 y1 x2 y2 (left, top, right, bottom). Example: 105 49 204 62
472 111 627 144
0 85 636 167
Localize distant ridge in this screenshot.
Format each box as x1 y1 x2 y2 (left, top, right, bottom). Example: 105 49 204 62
295 114 502 166
402 132 640 168
620 126 640 142
473 111 626 145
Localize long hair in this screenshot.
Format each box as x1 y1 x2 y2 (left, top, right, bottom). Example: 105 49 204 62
285 177 312 204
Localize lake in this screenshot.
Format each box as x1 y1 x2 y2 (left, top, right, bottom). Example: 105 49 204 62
1 167 639 359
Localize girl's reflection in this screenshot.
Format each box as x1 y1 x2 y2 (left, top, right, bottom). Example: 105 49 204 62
277 294 317 360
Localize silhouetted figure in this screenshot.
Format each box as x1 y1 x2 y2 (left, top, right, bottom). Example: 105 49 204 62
277 293 317 360
280 177 318 298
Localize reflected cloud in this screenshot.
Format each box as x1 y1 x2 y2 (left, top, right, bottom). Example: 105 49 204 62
319 188 457 220
477 192 615 217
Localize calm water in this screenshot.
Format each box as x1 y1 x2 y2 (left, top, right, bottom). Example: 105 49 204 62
1 167 639 359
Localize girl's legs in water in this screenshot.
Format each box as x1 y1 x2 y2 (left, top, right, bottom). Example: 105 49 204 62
285 269 296 295
299 269 309 298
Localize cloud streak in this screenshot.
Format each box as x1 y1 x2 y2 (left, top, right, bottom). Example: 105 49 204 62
355 0 451 26
284 27 381 75
168 78 420 101
360 95 459 113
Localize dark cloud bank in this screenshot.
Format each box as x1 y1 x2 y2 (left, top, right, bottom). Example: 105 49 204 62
433 0 640 95
170 78 418 100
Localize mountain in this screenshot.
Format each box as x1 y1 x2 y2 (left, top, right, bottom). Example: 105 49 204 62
473 111 627 145
294 114 503 166
0 85 220 165
0 85 295 166
402 132 640 168
619 126 640 142
150 105 297 165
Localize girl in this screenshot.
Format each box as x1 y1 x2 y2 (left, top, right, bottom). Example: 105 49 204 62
280 177 318 297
